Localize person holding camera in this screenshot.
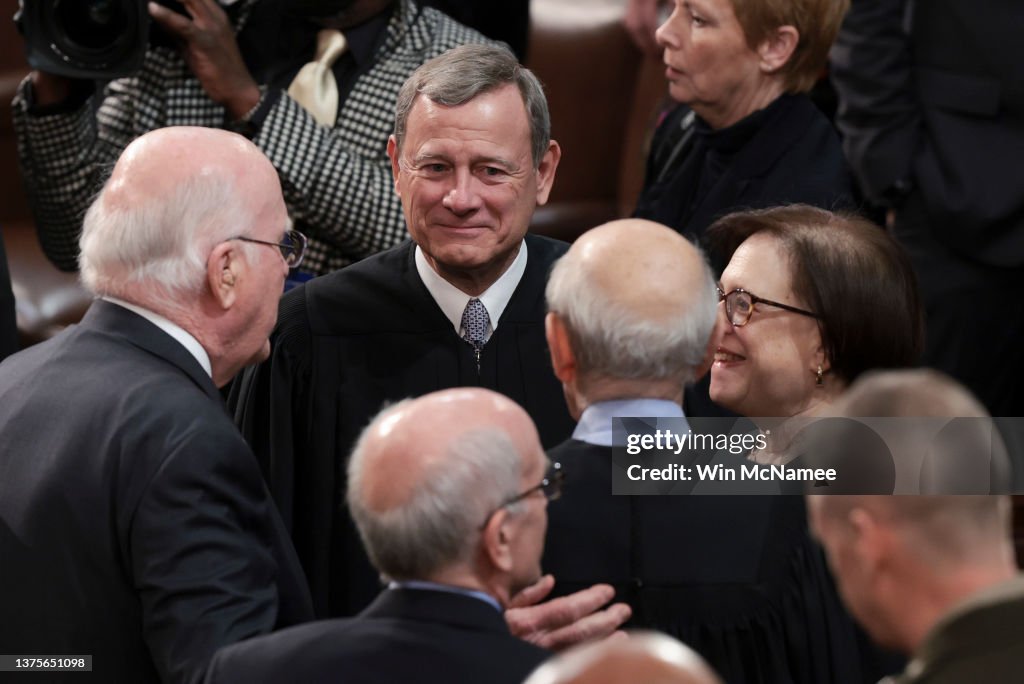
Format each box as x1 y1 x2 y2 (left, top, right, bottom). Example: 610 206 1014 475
13 0 493 277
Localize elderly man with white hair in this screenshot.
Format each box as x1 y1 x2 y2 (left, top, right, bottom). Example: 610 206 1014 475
204 388 555 683
0 126 313 684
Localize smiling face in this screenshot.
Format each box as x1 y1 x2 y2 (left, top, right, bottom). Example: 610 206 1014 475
710 232 824 418
655 0 773 128
387 84 559 295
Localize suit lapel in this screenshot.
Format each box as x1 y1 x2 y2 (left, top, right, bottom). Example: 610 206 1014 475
84 300 221 403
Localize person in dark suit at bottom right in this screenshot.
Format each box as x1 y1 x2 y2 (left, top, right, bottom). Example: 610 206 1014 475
542 218 881 684
205 387 558 684
831 0 1024 417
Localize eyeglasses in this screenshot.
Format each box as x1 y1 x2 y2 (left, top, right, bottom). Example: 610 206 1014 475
479 462 564 530
717 284 820 327
507 461 564 507
231 229 308 268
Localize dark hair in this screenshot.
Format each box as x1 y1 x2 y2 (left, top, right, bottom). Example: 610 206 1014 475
708 204 923 384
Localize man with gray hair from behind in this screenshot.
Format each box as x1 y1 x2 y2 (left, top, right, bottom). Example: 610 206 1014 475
808 369 1024 684
541 218 873 683
540 218 723 614
205 387 556 683
0 126 314 684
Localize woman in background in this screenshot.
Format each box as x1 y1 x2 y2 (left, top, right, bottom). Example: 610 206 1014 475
635 0 852 271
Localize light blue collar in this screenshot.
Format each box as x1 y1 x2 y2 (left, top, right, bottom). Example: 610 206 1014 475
573 398 688 447
388 580 502 613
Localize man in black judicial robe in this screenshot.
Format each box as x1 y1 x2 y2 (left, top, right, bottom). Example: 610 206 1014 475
230 45 576 619
542 219 878 684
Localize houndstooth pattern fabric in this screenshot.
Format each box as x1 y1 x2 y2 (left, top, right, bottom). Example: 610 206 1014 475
12 0 495 275
460 297 489 351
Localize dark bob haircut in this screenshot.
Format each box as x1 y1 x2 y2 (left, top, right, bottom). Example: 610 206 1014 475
707 204 924 385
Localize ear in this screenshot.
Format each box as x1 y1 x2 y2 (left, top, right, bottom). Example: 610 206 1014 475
545 312 577 385
848 507 888 574
757 25 799 75
534 140 561 206
386 135 402 196
481 508 515 574
207 240 242 310
813 339 831 376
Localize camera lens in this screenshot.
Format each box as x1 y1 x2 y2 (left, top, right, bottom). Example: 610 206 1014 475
53 0 128 50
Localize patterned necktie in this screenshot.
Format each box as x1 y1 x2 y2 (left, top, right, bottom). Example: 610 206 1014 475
461 298 490 372
287 29 348 126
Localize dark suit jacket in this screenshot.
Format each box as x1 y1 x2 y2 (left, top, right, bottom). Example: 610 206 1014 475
229 234 575 617
0 301 313 684
544 438 872 684
888 576 1024 684
204 587 549 684
832 0 1024 266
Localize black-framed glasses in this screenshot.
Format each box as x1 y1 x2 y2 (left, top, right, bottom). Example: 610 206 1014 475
717 284 820 327
480 462 564 530
232 229 308 268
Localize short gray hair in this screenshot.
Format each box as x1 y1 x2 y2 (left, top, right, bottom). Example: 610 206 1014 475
393 44 551 166
817 496 1012 566
347 414 524 581
545 249 718 384
79 172 252 307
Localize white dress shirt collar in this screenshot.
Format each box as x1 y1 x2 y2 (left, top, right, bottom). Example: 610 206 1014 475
573 398 689 447
102 296 213 378
414 241 528 340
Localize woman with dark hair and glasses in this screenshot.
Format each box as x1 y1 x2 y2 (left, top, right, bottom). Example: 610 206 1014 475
698 204 923 681
708 204 923 431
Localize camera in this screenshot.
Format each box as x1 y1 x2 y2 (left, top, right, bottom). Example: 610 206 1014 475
15 0 186 79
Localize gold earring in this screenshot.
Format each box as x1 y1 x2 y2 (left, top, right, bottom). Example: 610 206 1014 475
815 365 824 387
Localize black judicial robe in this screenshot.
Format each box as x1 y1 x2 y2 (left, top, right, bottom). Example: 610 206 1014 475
544 438 881 684
230 235 575 617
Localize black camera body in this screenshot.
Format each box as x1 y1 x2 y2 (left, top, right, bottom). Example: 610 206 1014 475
16 0 186 79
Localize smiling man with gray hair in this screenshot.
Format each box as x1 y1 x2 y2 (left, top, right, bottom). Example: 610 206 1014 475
205 388 554 683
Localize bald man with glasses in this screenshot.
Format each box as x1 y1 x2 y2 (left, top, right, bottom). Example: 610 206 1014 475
205 388 558 684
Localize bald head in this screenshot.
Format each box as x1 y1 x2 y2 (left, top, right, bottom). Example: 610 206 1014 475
569 219 710 324
347 388 547 587
525 632 722 684
355 388 539 511
79 127 282 302
546 219 717 387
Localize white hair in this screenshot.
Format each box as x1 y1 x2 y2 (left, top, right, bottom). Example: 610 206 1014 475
79 171 252 309
347 410 525 581
545 249 718 383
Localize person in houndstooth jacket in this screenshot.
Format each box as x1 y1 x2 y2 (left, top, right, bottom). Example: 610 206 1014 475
12 0 494 276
